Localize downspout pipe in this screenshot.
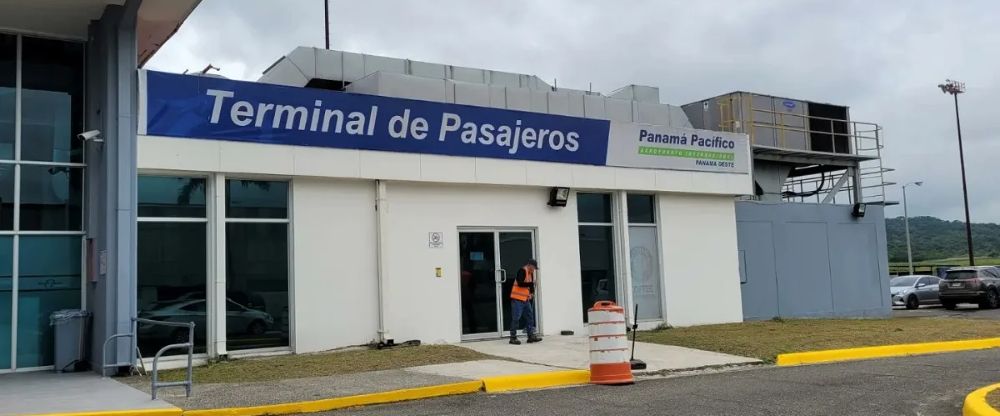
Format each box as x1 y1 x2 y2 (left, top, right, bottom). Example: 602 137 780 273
375 180 392 344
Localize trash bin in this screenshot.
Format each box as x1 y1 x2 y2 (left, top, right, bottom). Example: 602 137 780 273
50 309 91 373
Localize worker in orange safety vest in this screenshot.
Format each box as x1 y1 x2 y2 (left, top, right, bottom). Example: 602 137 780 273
509 259 542 345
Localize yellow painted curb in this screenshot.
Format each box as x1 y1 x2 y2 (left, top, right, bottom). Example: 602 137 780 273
481 370 591 393
180 380 483 416
963 382 1000 416
776 337 1000 366
27 408 183 416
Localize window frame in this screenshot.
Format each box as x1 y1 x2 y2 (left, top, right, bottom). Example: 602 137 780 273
624 193 664 322
0 33 87 373
222 177 292 355
136 173 211 359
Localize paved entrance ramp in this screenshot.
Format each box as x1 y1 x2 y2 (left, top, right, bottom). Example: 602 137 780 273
462 335 759 372
0 371 177 415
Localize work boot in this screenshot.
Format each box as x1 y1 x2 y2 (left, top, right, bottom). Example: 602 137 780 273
509 337 521 345
527 334 542 343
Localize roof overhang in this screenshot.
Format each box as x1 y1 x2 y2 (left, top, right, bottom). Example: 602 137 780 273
0 0 199 66
137 0 201 66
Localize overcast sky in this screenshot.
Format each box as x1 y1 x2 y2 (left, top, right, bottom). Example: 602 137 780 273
147 0 1000 223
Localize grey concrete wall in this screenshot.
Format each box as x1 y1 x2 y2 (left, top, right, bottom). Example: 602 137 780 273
85 0 140 373
736 201 890 320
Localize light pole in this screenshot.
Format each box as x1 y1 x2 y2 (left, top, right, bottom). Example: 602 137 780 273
902 181 923 274
938 79 975 266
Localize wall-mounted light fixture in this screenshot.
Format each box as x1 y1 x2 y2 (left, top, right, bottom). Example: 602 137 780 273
852 202 866 218
548 187 570 207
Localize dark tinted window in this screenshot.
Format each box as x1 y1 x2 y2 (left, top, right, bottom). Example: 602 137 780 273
945 270 978 280
138 176 206 218
226 222 288 350
21 37 84 163
226 180 288 219
577 193 611 223
627 194 655 224
0 34 14 160
181 301 206 312
19 165 82 230
578 225 616 321
0 164 12 230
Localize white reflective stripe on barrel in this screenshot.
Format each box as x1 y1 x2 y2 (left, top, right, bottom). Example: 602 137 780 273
591 349 631 364
589 335 629 351
588 323 627 337
588 310 624 323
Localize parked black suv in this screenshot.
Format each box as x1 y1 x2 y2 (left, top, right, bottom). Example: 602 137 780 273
938 266 1000 310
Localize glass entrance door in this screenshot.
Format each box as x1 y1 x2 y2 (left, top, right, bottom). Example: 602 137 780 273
459 230 536 339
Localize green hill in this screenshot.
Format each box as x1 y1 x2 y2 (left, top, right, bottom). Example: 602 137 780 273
886 216 1000 262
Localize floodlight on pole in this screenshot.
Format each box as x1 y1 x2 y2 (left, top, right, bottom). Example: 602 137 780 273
938 78 975 266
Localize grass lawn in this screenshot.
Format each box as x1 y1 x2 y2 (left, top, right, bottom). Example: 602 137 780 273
146 344 494 384
637 317 1000 363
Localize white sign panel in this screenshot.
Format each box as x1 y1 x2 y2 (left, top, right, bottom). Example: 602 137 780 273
428 232 444 248
606 122 750 174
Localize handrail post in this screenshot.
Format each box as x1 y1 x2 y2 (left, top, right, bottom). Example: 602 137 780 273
186 323 194 397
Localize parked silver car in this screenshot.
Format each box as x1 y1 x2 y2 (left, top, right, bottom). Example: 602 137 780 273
890 275 941 309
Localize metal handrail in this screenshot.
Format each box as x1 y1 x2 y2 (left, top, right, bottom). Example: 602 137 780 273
101 317 195 400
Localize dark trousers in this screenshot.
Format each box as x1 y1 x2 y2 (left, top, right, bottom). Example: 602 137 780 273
510 299 536 338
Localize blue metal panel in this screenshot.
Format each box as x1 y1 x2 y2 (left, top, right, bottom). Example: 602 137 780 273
736 202 890 320
737 221 778 319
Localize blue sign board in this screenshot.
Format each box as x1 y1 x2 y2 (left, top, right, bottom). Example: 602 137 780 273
145 71 611 166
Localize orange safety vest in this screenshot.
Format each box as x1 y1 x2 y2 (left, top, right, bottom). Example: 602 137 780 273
510 266 534 301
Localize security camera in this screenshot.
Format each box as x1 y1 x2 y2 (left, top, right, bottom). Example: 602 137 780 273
76 130 103 143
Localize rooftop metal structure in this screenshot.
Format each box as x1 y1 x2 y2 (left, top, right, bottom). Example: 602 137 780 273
683 92 893 205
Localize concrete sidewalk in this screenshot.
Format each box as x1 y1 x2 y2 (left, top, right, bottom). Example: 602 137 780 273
125 336 757 410
4 338 758 415
0 371 177 415
120 359 558 410
462 334 759 373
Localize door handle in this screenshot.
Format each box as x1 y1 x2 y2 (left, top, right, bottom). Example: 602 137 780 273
497 269 507 283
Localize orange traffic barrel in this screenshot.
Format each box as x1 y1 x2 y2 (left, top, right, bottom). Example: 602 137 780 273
587 301 634 385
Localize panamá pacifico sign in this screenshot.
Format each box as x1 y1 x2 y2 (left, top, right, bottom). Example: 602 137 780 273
606 122 750 173
142 71 748 174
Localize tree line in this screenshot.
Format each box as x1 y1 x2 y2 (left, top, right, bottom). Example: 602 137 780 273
886 216 1000 262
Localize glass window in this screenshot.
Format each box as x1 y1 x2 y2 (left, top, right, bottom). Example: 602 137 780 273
137 222 207 356
0 164 12 229
226 222 288 350
577 193 612 223
579 225 615 321
138 176 207 218
181 301 206 312
19 165 83 230
0 236 12 370
0 34 14 160
627 194 655 224
226 180 288 219
629 226 662 320
16 236 81 368
20 37 84 163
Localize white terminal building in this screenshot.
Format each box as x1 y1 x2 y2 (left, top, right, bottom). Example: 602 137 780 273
0 0 892 373
137 47 754 358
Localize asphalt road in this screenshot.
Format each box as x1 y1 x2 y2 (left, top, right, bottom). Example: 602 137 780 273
319 349 1000 416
